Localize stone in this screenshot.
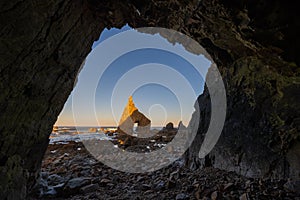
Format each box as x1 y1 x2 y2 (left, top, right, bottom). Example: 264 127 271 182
43 186 57 197
63 177 91 192
224 182 234 191
34 178 49 197
47 174 65 186
166 180 176 189
99 178 111 186
239 193 249 200
155 181 165 190
40 172 49 180
211 191 218 200
80 184 99 194
283 180 300 195
176 193 189 200
136 176 144 182
100 178 111 183
141 184 152 190
34 141 300 199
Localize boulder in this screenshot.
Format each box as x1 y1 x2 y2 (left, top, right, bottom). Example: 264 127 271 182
165 122 174 130
48 174 65 186
62 177 91 196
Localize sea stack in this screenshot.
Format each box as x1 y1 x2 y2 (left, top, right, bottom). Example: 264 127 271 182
118 96 151 137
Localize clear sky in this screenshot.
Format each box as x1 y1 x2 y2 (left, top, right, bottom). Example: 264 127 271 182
55 25 211 127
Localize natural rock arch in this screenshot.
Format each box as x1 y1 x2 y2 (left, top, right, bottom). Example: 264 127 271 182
118 96 151 136
0 0 299 199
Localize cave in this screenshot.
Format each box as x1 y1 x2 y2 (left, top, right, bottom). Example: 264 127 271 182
0 0 299 199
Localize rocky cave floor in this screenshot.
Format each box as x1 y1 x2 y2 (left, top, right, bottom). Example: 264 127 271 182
28 138 299 200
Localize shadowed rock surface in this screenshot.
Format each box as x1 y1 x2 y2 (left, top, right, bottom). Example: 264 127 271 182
0 0 299 199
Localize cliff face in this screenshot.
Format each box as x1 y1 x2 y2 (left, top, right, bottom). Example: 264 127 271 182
187 60 300 179
0 0 299 199
0 1 128 198
182 1 300 180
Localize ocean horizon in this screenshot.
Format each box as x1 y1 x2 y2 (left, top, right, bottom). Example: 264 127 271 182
53 126 167 130
50 126 169 144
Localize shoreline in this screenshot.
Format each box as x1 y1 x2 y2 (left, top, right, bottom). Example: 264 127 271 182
28 141 299 199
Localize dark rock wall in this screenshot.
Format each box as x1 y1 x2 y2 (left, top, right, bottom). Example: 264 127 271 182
187 57 300 179
0 0 299 199
184 0 300 180
0 0 134 198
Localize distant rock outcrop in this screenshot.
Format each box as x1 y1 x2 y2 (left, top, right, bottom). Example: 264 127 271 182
88 128 97 133
118 96 151 137
165 122 174 130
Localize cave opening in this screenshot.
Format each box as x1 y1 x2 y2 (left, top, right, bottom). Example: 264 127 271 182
52 24 211 138
40 24 213 198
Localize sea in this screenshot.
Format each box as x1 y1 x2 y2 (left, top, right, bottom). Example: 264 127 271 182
50 126 115 144
50 126 163 144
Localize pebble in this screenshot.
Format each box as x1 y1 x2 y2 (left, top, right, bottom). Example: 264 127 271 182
30 141 300 199
239 193 249 200
65 177 91 189
100 178 111 183
176 193 189 200
48 174 65 186
80 184 99 194
155 181 165 190
211 191 218 200
284 180 300 195
224 182 234 190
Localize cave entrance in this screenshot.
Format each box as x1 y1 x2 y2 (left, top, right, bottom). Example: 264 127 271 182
41 24 212 197
53 24 211 135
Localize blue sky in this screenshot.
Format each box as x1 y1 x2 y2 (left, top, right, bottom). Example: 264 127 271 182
55 25 211 127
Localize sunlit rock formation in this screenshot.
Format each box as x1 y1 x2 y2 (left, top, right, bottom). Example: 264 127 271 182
118 96 151 136
88 128 98 133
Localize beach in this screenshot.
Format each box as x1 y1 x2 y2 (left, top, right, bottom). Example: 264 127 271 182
28 128 299 199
